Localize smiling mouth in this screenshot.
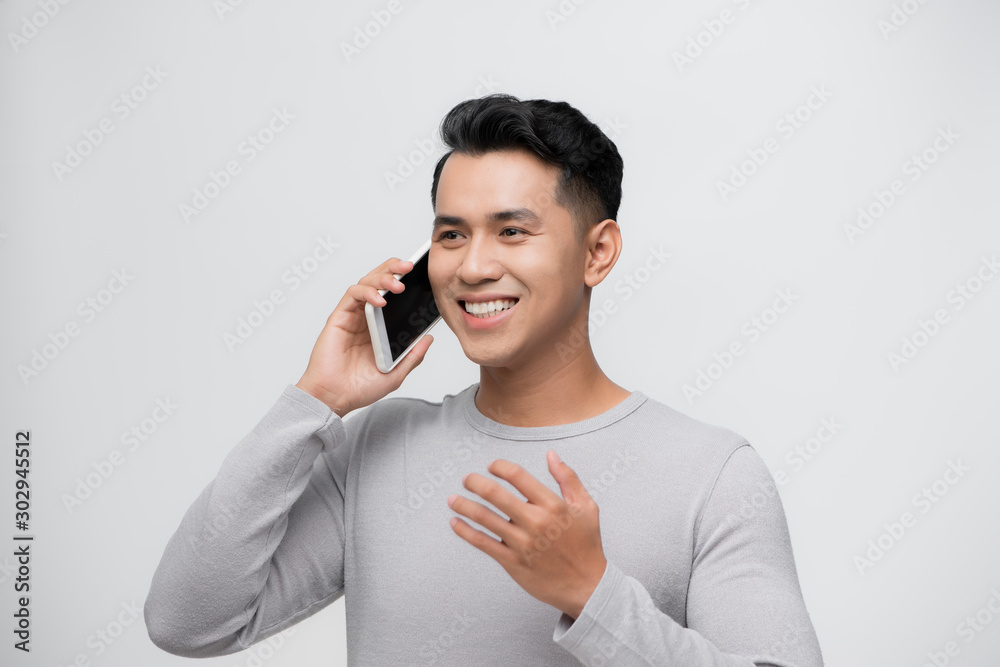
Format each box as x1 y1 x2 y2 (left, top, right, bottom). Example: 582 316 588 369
459 299 519 319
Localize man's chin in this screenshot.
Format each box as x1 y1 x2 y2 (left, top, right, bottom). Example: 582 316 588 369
459 342 516 369
463 351 508 368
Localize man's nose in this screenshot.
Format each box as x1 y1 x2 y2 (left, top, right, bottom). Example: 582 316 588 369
458 235 504 283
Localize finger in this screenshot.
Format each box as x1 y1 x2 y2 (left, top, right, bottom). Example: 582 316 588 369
449 516 507 561
448 494 514 543
331 257 415 319
325 290 379 335
485 459 563 509
359 270 406 294
464 470 537 525
341 284 387 314
367 258 413 281
393 258 415 276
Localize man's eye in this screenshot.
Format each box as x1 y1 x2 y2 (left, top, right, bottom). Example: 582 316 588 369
438 229 525 240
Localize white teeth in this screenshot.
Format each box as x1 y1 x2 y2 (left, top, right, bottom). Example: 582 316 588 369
463 299 516 317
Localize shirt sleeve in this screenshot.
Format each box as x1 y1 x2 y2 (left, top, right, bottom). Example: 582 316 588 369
144 384 358 657
551 444 824 666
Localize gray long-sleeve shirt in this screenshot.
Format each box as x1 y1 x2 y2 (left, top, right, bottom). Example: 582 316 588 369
144 382 824 666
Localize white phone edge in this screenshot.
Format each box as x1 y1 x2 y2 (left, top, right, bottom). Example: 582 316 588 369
364 238 440 374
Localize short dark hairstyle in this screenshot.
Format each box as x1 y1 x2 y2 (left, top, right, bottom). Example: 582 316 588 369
430 94 623 243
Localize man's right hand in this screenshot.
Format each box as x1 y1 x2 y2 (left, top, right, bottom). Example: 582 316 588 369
294 257 434 418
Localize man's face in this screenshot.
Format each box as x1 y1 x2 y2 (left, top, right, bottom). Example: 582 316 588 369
428 149 588 370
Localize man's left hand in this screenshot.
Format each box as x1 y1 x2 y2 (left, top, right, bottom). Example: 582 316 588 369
447 450 608 620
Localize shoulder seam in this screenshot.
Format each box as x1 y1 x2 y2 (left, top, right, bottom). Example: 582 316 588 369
685 440 750 622
689 440 752 567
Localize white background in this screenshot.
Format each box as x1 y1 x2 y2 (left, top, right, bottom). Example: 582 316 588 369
2 1 999 665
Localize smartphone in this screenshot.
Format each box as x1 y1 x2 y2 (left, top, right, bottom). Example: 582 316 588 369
364 238 442 373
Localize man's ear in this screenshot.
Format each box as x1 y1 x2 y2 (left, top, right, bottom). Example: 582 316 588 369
583 219 622 289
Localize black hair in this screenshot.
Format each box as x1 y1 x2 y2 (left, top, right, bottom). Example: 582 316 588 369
430 94 623 243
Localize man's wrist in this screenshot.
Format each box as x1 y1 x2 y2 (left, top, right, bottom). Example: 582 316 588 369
294 379 349 419
564 557 608 620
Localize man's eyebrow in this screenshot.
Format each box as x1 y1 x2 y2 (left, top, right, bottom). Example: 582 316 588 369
432 208 543 230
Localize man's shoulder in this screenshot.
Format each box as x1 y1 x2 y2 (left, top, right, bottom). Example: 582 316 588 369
374 383 473 412
347 384 474 431
632 391 750 460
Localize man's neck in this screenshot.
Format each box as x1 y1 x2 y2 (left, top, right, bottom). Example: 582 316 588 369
474 347 631 428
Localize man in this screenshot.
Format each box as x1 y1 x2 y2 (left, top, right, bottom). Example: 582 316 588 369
145 94 824 665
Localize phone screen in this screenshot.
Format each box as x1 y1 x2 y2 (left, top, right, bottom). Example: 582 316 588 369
381 249 440 362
